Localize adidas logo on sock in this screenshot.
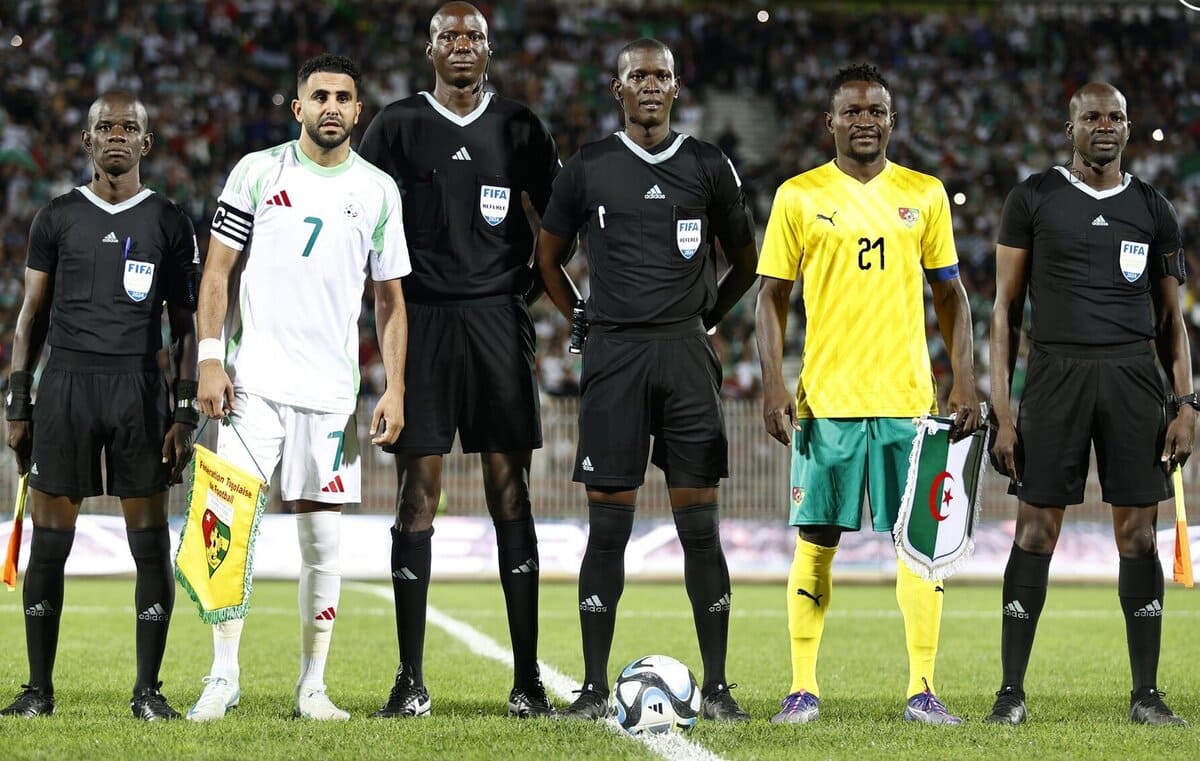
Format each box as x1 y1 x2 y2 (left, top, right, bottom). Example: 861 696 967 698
25 600 57 617
138 603 170 622
1091 214 1109 226
1002 600 1030 619
511 558 539 574
579 594 608 612
1134 600 1162 618
581 456 594 472
643 184 665 199
392 567 418 581
102 231 120 243
452 146 472 160
314 606 337 621
708 593 731 612
321 475 345 493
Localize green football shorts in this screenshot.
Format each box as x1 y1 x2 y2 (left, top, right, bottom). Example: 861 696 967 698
788 417 918 532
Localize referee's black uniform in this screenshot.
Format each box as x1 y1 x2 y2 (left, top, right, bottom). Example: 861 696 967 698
28 187 198 497
359 91 559 454
540 130 756 488
998 167 1181 506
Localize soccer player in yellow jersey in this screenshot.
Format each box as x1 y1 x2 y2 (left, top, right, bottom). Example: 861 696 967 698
755 63 982 725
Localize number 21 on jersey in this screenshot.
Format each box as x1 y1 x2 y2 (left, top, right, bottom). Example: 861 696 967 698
858 236 884 270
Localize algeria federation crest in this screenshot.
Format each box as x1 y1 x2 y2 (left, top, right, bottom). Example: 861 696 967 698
479 184 510 226
676 219 702 259
1119 240 1148 282
202 491 234 577
898 207 920 228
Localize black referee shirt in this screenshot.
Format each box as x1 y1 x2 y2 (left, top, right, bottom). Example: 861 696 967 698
359 91 559 302
541 131 755 327
998 167 1182 345
27 187 199 356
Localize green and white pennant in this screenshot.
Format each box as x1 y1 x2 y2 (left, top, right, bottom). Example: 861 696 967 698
895 416 990 580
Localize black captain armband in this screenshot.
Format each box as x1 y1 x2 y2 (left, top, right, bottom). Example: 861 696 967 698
173 379 199 426
5 370 33 421
1162 248 1186 284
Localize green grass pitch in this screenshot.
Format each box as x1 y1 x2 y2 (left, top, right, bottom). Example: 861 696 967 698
0 579 1196 759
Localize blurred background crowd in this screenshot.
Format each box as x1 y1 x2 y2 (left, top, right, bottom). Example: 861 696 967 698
2 0 1198 407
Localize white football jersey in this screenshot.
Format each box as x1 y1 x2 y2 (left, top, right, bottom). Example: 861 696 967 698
210 141 410 414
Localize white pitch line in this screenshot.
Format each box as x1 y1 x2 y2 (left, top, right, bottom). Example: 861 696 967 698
346 581 728 761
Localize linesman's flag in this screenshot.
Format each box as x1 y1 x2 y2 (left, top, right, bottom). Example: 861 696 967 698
1172 467 1193 588
3 474 28 591
895 416 990 580
174 445 268 623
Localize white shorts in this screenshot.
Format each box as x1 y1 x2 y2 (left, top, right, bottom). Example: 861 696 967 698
218 391 361 504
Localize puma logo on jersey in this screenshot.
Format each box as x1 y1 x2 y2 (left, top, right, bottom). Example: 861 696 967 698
816 211 837 227
796 588 824 606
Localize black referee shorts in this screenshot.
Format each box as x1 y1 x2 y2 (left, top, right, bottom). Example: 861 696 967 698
30 349 170 498
385 296 542 456
573 321 727 489
1015 342 1170 507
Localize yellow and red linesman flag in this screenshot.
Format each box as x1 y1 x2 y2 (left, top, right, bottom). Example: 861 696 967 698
1173 467 1193 588
3 474 29 591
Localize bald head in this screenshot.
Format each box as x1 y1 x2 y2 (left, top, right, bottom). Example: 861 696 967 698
87 90 149 132
1069 82 1126 121
430 1 487 39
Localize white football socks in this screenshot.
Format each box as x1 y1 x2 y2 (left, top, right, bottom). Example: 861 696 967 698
297 510 341 690
211 618 244 681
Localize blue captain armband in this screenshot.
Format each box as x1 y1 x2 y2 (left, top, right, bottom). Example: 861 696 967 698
924 264 960 283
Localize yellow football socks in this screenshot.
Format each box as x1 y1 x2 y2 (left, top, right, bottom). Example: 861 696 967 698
786 537 837 696
895 558 943 698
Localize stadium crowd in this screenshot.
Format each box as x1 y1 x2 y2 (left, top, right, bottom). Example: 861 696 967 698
1 1 1198 402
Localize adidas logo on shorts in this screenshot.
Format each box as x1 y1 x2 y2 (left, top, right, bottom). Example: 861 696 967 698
581 456 594 472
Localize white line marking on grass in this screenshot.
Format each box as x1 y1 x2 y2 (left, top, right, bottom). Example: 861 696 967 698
347 581 728 761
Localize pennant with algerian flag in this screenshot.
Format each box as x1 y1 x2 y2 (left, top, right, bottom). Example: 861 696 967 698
1172 467 1192 588
3 474 29 591
174 444 268 624
895 416 990 581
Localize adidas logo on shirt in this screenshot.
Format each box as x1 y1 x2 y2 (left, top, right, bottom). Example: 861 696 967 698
392 567 418 581
321 475 345 494
1002 600 1030 619
1092 214 1109 226
581 456 594 472
25 600 57 617
1134 600 1162 617
138 603 170 622
102 231 119 243
315 606 337 621
708 593 732 612
644 184 666 199
452 146 472 160
580 594 608 612
511 558 539 574
265 190 293 207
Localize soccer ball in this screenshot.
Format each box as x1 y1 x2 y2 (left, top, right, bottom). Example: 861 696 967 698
611 654 701 735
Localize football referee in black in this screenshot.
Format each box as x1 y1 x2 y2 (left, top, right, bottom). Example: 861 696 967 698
2 91 199 720
987 82 1193 726
358 2 559 719
536 38 759 722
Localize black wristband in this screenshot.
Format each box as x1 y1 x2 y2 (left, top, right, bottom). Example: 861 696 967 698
173 378 199 426
1176 393 1199 412
174 379 198 400
6 370 33 421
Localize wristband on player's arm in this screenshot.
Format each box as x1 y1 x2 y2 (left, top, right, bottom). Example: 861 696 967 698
173 379 199 426
5 370 33 421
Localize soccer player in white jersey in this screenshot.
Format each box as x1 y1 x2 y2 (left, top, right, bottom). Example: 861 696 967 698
189 53 410 721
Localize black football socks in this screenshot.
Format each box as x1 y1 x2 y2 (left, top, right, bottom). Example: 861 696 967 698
128 526 174 692
673 503 730 694
391 526 433 685
23 526 75 694
577 501 634 694
1118 552 1164 693
999 542 1051 691
495 515 540 688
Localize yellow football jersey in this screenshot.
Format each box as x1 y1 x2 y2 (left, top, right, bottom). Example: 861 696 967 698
758 160 958 418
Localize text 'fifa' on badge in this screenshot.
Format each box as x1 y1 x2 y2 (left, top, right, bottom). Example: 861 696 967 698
676 219 702 259
1119 240 1148 282
123 260 155 302
479 184 510 226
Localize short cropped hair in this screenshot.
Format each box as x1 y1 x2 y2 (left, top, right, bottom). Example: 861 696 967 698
828 63 890 109
297 53 361 92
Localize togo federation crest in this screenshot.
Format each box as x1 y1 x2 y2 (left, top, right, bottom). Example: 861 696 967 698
676 218 702 259
897 207 920 228
479 184 510 226
202 491 234 577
